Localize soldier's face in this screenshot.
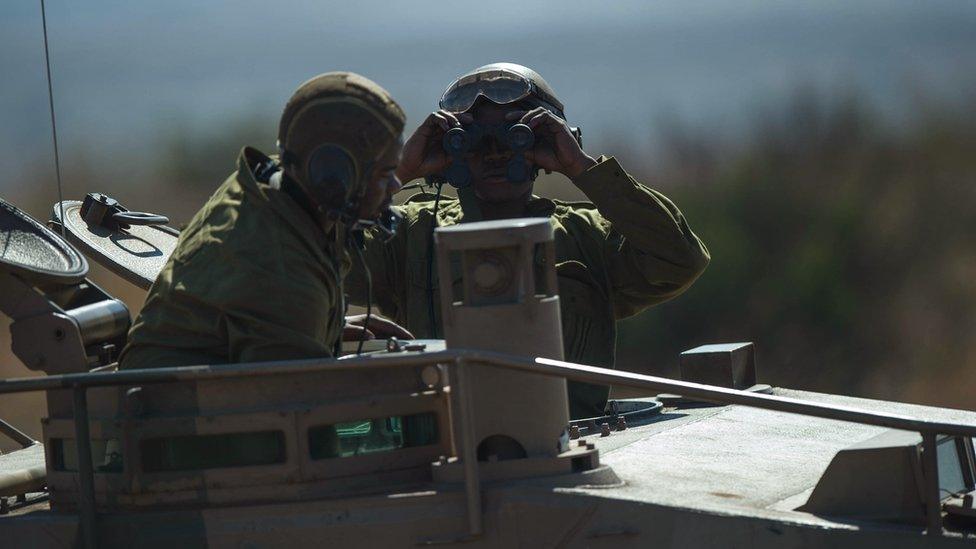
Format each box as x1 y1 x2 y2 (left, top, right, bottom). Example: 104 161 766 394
358 140 403 220
467 102 533 203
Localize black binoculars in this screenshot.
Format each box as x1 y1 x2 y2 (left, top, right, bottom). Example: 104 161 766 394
441 122 535 188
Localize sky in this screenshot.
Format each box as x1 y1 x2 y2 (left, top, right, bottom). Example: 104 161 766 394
3 0 975 191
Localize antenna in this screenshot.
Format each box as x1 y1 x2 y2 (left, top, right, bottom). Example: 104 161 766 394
40 0 66 236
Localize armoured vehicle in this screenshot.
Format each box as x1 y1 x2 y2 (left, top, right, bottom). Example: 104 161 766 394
0 193 975 548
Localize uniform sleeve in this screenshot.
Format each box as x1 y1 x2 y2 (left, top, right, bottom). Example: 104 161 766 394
200 233 341 363
571 156 710 319
223 278 338 363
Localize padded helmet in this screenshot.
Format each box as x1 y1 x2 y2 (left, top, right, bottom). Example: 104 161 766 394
278 72 405 214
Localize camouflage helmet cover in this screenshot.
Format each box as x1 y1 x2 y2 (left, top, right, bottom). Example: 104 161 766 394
278 72 406 207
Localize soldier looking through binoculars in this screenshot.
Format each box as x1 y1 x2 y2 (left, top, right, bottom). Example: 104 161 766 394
346 63 711 419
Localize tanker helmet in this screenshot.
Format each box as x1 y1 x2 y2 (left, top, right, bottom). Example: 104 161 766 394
277 72 406 218
439 62 566 120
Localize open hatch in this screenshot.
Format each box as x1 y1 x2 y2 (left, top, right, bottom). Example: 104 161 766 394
51 193 178 290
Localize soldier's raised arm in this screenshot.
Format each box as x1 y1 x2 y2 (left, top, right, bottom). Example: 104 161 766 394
516 106 710 320
571 156 710 319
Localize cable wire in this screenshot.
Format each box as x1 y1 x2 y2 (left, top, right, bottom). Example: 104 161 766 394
425 181 444 338
40 0 66 235
352 233 372 355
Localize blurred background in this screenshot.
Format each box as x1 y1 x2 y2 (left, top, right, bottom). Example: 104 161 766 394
2 0 975 447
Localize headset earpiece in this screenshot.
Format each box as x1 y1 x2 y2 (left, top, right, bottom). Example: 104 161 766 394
306 144 356 194
304 144 358 208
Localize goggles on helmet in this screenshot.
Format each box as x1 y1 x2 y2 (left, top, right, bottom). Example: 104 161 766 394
440 67 559 115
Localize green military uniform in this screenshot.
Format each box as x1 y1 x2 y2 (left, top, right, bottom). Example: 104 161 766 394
119 147 349 369
346 156 710 418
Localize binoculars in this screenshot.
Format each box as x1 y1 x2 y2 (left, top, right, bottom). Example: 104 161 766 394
441 122 535 188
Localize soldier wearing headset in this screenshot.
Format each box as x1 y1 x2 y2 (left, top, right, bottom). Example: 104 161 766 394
121 72 408 369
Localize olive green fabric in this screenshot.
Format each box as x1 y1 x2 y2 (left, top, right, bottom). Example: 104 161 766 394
119 147 349 370
346 156 710 418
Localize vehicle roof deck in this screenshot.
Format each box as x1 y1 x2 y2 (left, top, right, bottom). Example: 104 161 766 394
584 388 976 530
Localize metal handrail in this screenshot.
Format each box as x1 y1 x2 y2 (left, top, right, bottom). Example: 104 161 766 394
0 417 37 448
4 349 976 437
2 348 971 544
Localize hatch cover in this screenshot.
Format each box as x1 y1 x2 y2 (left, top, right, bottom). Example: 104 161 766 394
52 194 179 290
0 197 88 285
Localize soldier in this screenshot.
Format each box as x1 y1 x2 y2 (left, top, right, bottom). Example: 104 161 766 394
120 72 407 369
346 63 710 419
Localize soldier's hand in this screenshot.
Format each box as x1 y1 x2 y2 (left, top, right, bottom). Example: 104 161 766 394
508 108 596 179
342 314 415 341
396 110 472 183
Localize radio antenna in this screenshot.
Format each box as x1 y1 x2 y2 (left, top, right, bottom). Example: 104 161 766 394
40 0 66 236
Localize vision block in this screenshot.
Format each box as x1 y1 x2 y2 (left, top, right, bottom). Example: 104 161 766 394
679 342 757 389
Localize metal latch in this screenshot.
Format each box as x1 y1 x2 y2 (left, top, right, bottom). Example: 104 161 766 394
80 193 169 231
